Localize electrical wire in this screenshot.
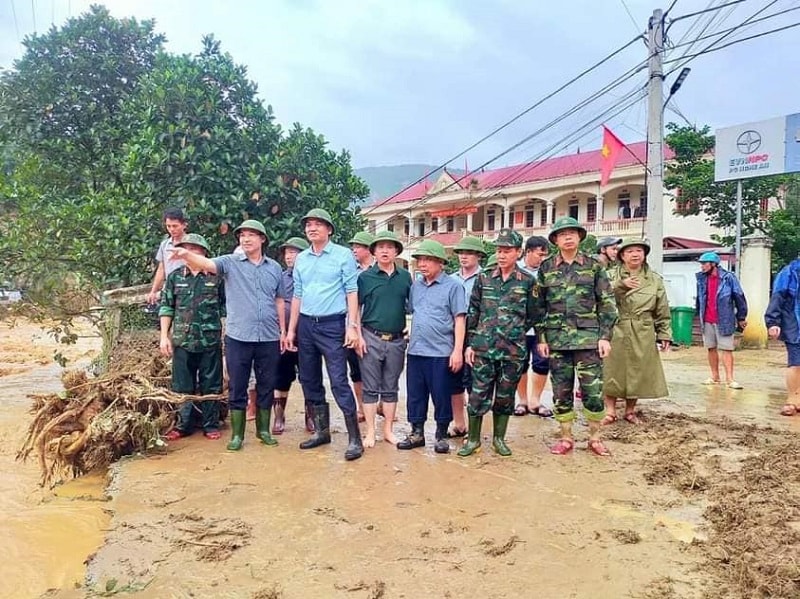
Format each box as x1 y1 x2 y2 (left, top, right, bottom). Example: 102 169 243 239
619 0 642 33
30 0 35 33
668 0 746 26
363 33 645 216
10 0 21 42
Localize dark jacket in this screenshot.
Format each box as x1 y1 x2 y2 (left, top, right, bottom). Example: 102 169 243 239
764 259 800 344
695 266 747 337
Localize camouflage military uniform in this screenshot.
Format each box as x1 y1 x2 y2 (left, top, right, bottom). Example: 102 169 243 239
532 252 617 422
159 266 226 433
466 266 536 416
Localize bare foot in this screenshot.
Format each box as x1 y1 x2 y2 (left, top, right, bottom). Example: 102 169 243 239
383 430 398 445
363 433 376 448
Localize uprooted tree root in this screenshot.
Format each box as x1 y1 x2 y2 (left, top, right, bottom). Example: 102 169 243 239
16 331 225 488
622 412 800 599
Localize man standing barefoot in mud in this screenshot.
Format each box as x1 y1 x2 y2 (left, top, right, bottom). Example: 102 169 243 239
458 229 535 458
159 234 225 440
357 231 411 446
170 220 286 451
286 209 364 461
532 217 617 457
765 256 800 416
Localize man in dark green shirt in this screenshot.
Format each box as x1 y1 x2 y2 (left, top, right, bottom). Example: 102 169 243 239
159 233 226 440
356 231 412 447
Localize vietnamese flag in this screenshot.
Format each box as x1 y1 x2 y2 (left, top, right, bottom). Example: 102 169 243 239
600 125 626 186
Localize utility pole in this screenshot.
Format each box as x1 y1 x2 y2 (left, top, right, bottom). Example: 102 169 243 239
645 8 665 272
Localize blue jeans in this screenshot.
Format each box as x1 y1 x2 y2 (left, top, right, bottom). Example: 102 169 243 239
406 355 454 426
225 336 279 411
298 315 356 416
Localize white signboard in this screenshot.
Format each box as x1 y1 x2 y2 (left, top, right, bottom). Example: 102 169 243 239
714 116 787 181
715 113 800 182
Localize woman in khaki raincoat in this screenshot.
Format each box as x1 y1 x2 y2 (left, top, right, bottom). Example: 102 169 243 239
602 239 672 424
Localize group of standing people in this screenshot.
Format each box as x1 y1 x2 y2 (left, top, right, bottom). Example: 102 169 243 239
153 203 800 461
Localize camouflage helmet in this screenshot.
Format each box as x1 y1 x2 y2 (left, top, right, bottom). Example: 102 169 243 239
348 231 375 247
548 216 587 243
176 233 211 255
280 236 310 252
301 208 335 234
234 219 268 239
411 239 448 263
370 230 403 254
485 253 498 268
494 228 523 248
597 236 623 250
617 238 650 259
453 235 487 255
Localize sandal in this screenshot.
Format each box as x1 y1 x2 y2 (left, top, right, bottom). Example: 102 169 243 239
165 429 186 441
623 413 640 425
513 404 529 416
780 404 799 417
447 427 467 438
530 405 553 418
702 377 721 386
588 439 611 456
203 430 221 440
550 438 574 455
600 414 618 426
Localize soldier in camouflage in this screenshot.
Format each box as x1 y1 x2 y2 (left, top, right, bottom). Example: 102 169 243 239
532 217 618 456
459 228 536 457
159 233 226 440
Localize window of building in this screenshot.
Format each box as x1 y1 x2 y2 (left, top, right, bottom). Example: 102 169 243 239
403 219 409 235
431 217 439 232
368 220 376 234
568 199 579 220
417 219 425 237
636 190 648 217
446 216 455 232
457 215 467 229
508 208 515 228
387 223 394 232
587 199 597 222
617 192 631 219
525 204 535 227
487 209 496 231
540 204 547 226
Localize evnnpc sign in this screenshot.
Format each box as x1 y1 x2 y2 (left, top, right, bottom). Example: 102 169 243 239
714 113 800 182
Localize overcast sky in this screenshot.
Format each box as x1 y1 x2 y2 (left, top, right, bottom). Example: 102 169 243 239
1 0 798 169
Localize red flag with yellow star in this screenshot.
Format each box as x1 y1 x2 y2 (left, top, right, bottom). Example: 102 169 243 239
600 125 626 186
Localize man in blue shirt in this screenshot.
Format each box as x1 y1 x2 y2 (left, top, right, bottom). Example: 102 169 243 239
286 209 364 461
169 220 286 452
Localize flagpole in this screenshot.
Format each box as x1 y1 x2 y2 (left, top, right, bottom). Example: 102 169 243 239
645 8 665 272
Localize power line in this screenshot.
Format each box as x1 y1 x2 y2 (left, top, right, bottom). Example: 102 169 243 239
30 0 36 33
10 0 21 42
363 33 644 216
668 0 746 26
619 0 641 33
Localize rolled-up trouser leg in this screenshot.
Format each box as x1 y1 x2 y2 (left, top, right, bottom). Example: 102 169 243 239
549 350 577 422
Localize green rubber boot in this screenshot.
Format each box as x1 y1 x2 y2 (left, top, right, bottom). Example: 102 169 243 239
492 413 512 457
457 415 482 457
226 409 246 451
255 409 278 446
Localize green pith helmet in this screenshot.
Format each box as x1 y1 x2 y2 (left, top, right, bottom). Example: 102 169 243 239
370 230 404 254
280 236 310 251
494 228 523 248
234 219 268 238
411 239 448 263
486 253 498 268
176 233 211 255
301 208 335 234
548 216 587 243
617 238 650 259
348 231 375 247
453 235 487 255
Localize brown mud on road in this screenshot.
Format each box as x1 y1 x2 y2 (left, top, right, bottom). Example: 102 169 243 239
4 320 800 598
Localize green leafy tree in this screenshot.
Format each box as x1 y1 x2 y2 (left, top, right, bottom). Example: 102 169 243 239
664 123 787 242
768 177 800 272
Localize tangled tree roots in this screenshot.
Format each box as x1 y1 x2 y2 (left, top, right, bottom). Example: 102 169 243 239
17 331 225 487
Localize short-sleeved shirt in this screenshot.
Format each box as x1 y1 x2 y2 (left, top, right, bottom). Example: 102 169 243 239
158 268 225 352
408 272 467 357
294 241 359 317
358 265 412 333
212 253 286 342
450 268 480 304
156 238 185 276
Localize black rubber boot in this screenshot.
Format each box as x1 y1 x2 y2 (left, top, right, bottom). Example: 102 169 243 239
304 401 316 433
255 409 278 446
397 423 425 450
299 403 331 449
226 410 246 451
492 413 512 457
457 415 482 457
434 422 450 454
343 412 364 461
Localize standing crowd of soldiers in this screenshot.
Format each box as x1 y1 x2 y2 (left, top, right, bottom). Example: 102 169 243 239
153 204 800 461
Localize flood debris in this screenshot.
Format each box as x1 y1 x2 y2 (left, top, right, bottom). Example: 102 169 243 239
610 529 642 544
171 513 252 562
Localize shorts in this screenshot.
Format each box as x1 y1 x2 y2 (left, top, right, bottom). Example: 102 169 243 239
450 363 473 395
702 322 735 351
526 335 550 375
787 342 800 367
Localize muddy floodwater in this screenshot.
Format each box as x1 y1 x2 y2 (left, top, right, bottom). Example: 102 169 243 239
1 319 798 598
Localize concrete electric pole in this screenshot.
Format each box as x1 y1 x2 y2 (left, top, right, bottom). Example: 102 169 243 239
645 8 665 272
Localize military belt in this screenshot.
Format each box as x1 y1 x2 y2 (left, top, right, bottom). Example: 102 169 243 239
363 325 405 341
